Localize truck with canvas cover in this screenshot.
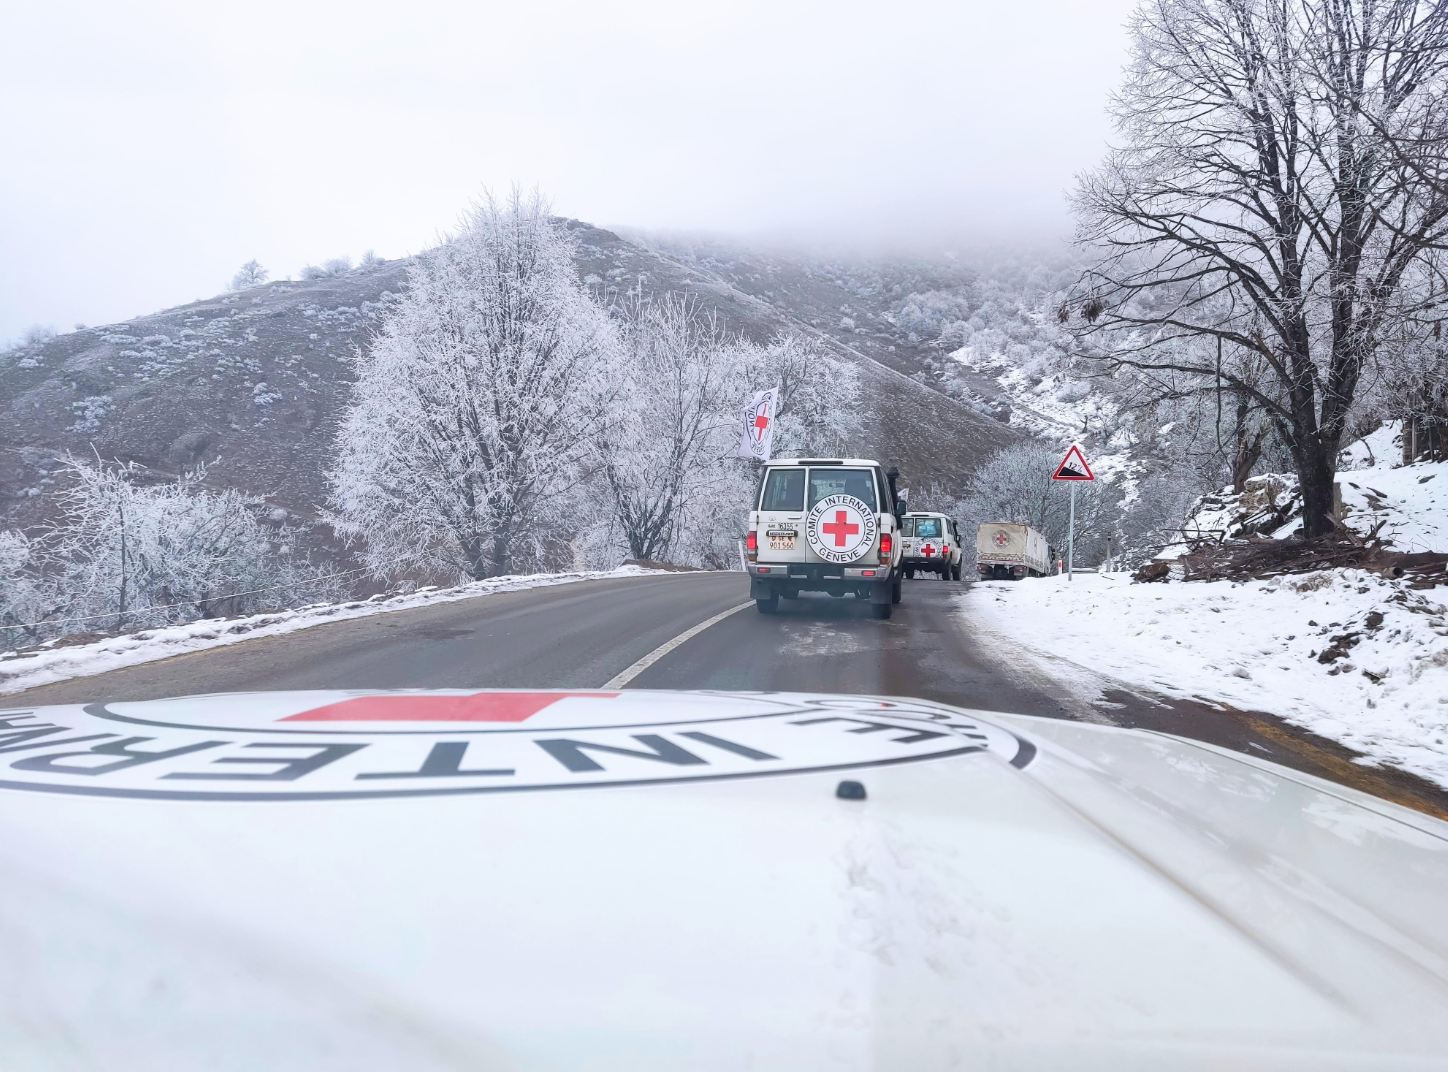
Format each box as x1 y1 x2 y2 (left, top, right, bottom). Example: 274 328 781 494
745 458 904 618
976 521 1050 580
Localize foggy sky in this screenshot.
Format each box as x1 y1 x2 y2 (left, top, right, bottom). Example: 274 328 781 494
0 0 1139 342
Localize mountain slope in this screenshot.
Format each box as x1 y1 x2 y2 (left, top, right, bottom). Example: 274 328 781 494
0 222 1018 537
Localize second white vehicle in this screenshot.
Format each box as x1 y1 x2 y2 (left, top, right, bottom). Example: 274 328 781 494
901 512 965 580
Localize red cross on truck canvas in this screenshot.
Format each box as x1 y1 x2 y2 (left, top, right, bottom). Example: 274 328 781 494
1052 444 1095 481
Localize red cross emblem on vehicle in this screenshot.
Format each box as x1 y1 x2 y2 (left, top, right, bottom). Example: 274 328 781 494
922 543 937 557
821 510 859 547
993 532 1009 547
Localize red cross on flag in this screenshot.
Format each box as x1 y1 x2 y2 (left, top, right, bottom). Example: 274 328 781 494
736 386 781 462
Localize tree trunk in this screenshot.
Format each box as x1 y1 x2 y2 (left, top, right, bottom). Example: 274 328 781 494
1298 445 1337 539
490 532 510 578
460 535 490 581
1230 405 1268 493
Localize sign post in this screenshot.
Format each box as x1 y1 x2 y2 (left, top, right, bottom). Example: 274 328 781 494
1051 444 1094 582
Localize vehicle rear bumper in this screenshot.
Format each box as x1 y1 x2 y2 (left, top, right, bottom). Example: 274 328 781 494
749 562 893 598
902 556 949 571
977 562 1033 579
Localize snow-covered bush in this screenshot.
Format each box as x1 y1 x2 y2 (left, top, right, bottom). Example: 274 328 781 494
894 287 978 339
300 257 353 280
46 460 338 630
0 531 49 645
0 459 344 649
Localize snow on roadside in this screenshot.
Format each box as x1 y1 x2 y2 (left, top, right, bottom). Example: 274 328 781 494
1177 421 1448 552
962 572 1448 789
0 565 667 697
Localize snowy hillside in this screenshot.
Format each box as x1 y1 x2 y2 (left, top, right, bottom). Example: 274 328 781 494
1181 422 1448 552
0 223 1014 549
964 422 1448 791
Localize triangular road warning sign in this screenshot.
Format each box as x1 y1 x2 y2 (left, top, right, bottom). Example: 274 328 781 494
1052 444 1095 481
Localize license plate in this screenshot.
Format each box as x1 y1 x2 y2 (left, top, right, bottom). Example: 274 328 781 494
768 535 795 551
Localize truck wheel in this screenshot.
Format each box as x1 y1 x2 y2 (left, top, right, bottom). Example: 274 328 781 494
871 601 893 620
755 593 779 614
905 568 915 580
951 563 962 581
891 575 902 603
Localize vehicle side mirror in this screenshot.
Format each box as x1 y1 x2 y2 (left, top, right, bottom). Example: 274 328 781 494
885 467 903 521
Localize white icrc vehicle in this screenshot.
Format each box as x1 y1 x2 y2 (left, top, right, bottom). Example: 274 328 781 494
900 511 965 580
3 687 1446 1070
745 458 905 618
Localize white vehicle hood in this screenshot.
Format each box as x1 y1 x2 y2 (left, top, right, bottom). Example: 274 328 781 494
0 689 1445 1071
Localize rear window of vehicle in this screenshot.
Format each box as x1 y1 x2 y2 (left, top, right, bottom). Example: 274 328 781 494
759 468 805 511
900 517 915 537
807 468 877 510
915 518 942 538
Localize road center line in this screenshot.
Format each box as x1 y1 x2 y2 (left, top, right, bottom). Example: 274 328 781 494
603 602 755 688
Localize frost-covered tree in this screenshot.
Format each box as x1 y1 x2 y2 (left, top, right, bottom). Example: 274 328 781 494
230 259 270 291
576 319 862 569
751 332 859 458
331 190 616 581
595 295 748 561
1073 0 1448 537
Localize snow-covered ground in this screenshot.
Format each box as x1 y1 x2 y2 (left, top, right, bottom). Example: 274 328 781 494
963 571 1448 789
1181 421 1448 551
0 565 665 696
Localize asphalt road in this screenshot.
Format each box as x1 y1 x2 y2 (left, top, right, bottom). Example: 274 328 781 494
7 571 1446 817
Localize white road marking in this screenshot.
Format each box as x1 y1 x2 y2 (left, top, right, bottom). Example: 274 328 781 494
603 602 755 688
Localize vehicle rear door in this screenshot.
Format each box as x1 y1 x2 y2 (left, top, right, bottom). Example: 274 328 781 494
754 466 807 563
914 515 944 566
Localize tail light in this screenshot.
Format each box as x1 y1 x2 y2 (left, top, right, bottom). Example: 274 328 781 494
746 531 757 551
879 532 892 556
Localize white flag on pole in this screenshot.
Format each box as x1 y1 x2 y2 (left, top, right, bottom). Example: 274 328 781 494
736 386 780 462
